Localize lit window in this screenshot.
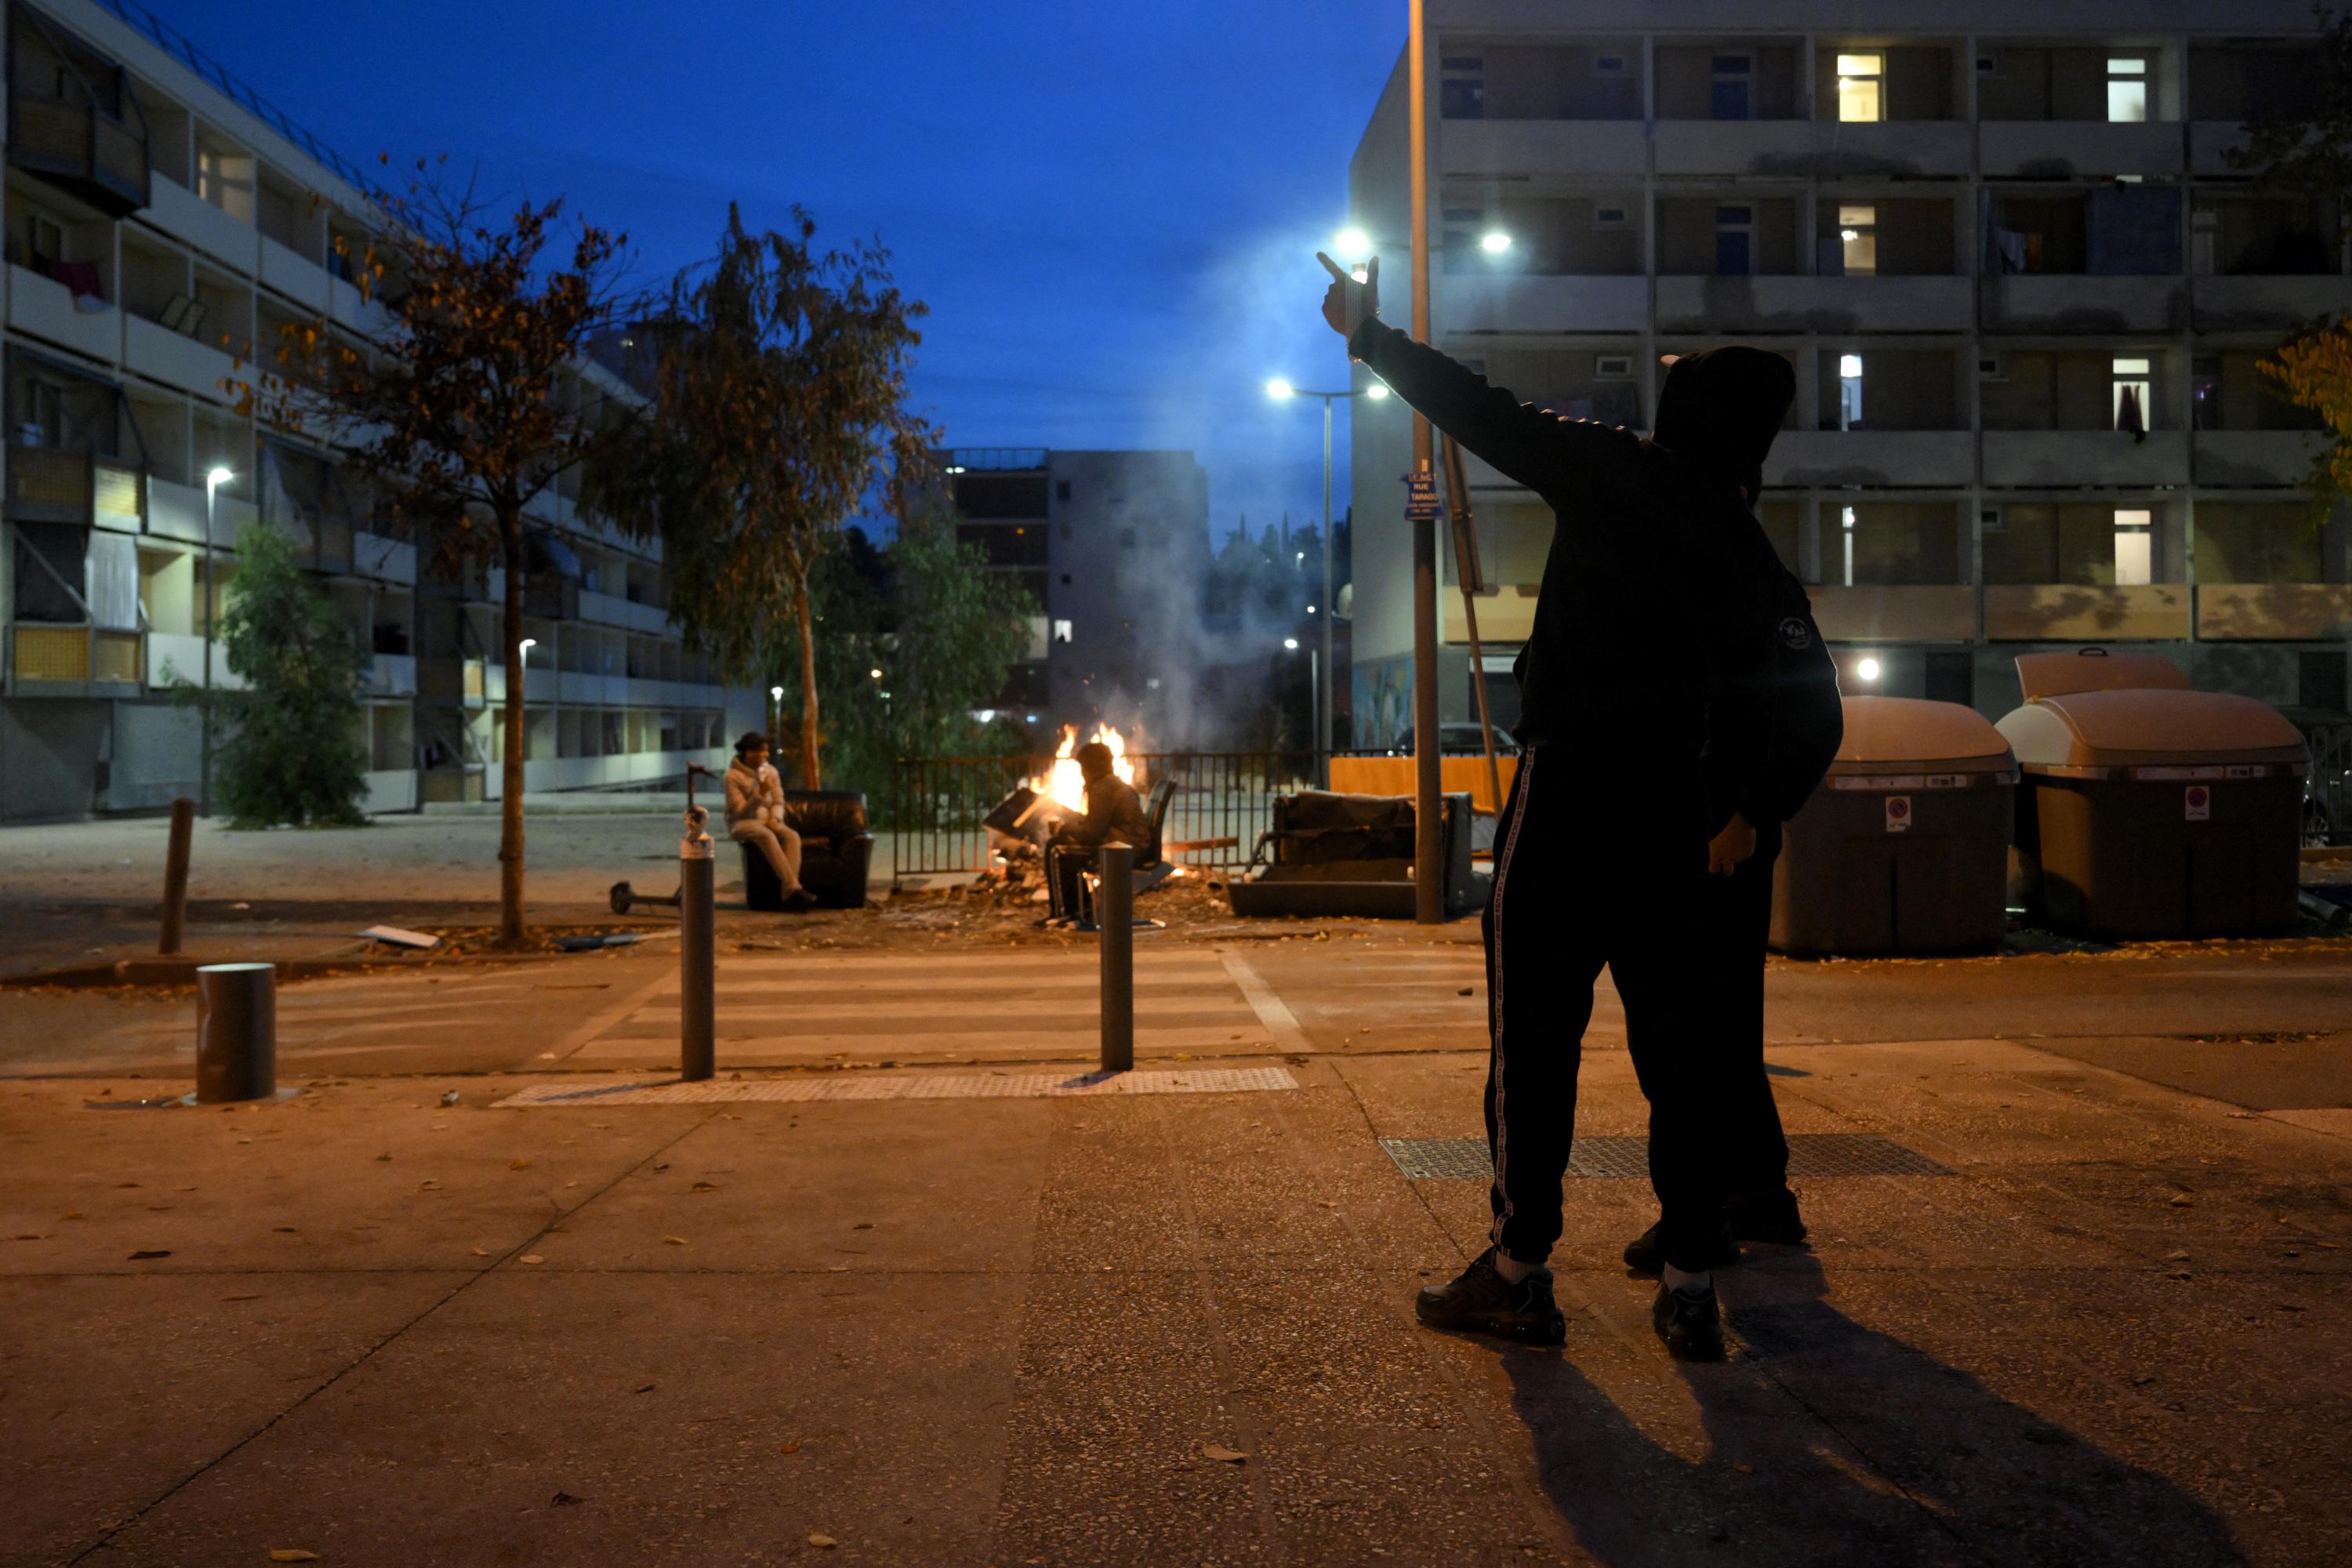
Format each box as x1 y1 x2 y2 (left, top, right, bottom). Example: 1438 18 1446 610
2107 56 2147 123
2113 508 2153 587
1838 203 1878 276
1835 53 1884 123
2112 358 2152 431
1051 619 1073 644
1838 354 1864 430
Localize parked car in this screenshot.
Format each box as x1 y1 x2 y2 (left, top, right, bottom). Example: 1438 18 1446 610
1385 722 1519 757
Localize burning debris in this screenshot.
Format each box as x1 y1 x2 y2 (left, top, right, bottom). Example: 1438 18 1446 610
982 724 1149 899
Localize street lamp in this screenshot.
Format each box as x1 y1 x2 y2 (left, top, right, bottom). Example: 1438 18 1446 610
769 683 784 736
1265 378 1386 756
199 465 234 817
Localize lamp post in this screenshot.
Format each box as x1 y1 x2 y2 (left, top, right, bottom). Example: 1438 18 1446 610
768 683 784 739
200 465 233 818
1265 378 1388 756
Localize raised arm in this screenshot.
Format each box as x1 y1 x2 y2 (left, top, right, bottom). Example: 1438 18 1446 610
1317 252 1607 495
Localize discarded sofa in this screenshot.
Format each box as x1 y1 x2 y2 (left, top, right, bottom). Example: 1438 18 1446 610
1229 789 1482 920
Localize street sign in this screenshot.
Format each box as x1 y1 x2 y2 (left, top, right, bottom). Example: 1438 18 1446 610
1884 795 1912 833
2184 784 2211 822
1402 469 1441 521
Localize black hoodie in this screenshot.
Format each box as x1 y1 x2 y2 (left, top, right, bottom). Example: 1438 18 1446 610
1349 320 1795 815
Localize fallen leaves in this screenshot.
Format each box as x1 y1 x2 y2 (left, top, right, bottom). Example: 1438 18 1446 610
508 1158 532 1171
807 1533 837 1549
780 1440 802 1454
127 1250 170 1261
690 1181 719 1192
1202 1443 1249 1464
551 1491 584 1507
267 1552 321 1563
519 1254 546 1265
662 1236 688 1247
470 1247 490 1258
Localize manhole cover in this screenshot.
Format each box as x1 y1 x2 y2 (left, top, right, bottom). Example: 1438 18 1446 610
1378 1132 1952 1181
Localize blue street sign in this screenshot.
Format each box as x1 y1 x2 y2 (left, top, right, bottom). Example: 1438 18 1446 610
1402 470 1440 521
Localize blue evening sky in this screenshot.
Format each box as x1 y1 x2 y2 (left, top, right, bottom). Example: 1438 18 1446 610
173 1 1403 543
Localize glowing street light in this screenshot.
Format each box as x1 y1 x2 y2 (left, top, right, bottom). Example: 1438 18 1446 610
1265 378 1295 401
1856 655 1883 681
1365 383 1389 400
1332 226 1372 260
1479 230 1512 254
1283 637 1300 651
869 667 884 681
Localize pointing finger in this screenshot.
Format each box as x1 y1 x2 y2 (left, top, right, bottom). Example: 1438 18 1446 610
1316 251 1351 283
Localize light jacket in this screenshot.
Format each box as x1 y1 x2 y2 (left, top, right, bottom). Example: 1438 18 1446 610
724 757 784 832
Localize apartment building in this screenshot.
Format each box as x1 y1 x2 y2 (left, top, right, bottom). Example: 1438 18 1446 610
944 448 1210 740
0 0 753 821
1346 0 2351 746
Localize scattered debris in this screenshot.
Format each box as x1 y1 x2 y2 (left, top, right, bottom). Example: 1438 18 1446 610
519 1254 546 1265
508 1158 531 1171
358 924 440 949
1202 1443 1249 1464
633 1384 656 1395
551 1491 585 1507
557 932 648 952
440 1090 461 1107
267 1552 321 1563
662 1236 688 1246
127 1249 170 1260
807 1534 837 1549
780 1441 802 1454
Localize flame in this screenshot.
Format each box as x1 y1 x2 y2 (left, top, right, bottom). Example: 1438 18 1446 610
1033 723 1136 814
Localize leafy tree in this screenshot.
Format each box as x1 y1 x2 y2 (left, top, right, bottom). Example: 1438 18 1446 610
797 514 1033 808
2226 6 2352 209
600 204 927 789
2262 322 2352 515
194 523 370 829
252 161 635 944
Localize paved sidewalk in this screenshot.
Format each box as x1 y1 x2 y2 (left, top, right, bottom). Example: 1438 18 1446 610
5 1030 2348 1566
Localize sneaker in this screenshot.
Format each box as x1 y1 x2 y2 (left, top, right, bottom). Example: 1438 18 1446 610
781 887 820 913
1652 1280 1726 1363
1621 1218 1739 1277
1726 1186 1807 1247
1414 1247 1566 1345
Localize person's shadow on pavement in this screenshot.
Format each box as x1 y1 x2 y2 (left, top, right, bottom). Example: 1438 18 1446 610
1499 1250 2247 1566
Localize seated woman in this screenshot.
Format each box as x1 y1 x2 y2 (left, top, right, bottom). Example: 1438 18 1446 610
724 731 818 912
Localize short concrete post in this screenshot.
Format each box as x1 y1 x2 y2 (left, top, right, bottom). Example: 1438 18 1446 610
680 804 715 1082
1098 844 1134 1074
195 962 276 1103
159 797 194 956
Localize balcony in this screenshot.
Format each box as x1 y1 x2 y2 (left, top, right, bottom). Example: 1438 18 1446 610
1435 272 1646 334
1983 431 2190 488
1653 118 1970 177
125 310 236 399
1978 121 2185 180
1980 275 2187 334
146 176 257 270
2190 276 2352 332
2194 431 2329 488
7 93 147 216
10 625 140 690
8 263 118 362
2190 122 2253 177
144 631 245 691
1765 430 1975 488
2196 583 2352 641
260 235 330 314
367 653 419 695
1655 275 1970 335
1439 118 1647 177
7 445 145 531
352 532 417 583
1983 584 2190 641
1809 585 1976 643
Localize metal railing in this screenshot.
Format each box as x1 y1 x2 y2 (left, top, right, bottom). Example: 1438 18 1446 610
888 750 1386 877
2305 720 2352 848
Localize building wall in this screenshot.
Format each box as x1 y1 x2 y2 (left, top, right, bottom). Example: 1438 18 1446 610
0 0 741 819
1347 0 2352 732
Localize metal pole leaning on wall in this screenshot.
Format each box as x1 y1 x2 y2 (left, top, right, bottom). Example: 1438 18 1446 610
195 962 276 1103
1098 844 1134 1074
679 803 715 1082
159 797 194 956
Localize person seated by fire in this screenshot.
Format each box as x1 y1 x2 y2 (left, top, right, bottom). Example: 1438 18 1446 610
1045 740 1153 927
724 731 818 913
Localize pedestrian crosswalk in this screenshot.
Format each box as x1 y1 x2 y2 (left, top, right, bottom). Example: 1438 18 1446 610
568 946 1282 1066
100 967 623 1065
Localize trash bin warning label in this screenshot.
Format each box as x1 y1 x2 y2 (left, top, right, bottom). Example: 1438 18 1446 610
1884 796 1912 833
2184 785 2211 822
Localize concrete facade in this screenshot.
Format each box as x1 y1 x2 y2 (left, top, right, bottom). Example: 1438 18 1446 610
1348 0 2352 736
0 0 754 821
945 448 1210 744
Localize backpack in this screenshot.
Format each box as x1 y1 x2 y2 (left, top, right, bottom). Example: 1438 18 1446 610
1749 567 1844 822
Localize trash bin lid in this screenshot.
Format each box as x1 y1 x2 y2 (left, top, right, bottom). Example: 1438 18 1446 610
1827 695 2013 775
1999 688 2310 773
2014 648 2189 701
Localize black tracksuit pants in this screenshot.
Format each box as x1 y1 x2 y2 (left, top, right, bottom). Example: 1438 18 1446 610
1693 824 1792 1199
1483 745 1730 1273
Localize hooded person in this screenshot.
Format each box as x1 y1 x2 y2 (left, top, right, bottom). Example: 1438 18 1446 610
1315 252 1794 1360
1044 740 1153 927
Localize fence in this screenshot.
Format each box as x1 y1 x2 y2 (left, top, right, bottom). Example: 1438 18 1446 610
888 750 1378 877
2306 720 2352 848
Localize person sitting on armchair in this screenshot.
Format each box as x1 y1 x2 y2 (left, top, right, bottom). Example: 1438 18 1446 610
724 731 818 913
1046 741 1153 927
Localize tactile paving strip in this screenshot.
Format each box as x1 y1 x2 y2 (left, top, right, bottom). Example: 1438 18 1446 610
498 1065 1298 1108
1378 1132 1954 1181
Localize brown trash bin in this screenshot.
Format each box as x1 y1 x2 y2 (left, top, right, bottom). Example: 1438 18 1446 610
1771 695 2017 956
1998 649 2309 938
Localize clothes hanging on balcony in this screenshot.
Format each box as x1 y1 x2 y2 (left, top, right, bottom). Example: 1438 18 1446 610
47 260 103 300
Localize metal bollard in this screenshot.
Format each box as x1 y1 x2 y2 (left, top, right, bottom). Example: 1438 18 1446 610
1098 843 1134 1073
159 797 195 956
195 962 276 1103
679 804 715 1082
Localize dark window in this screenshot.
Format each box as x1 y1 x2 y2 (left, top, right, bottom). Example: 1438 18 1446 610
1711 56 1752 120
11 520 84 621
1441 57 1485 118
2300 651 2348 715
953 473 1050 520
1924 650 1975 707
1715 229 1751 275
1055 479 1071 502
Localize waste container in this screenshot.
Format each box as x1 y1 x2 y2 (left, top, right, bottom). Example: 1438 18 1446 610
1770 695 2016 956
1998 649 2309 938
